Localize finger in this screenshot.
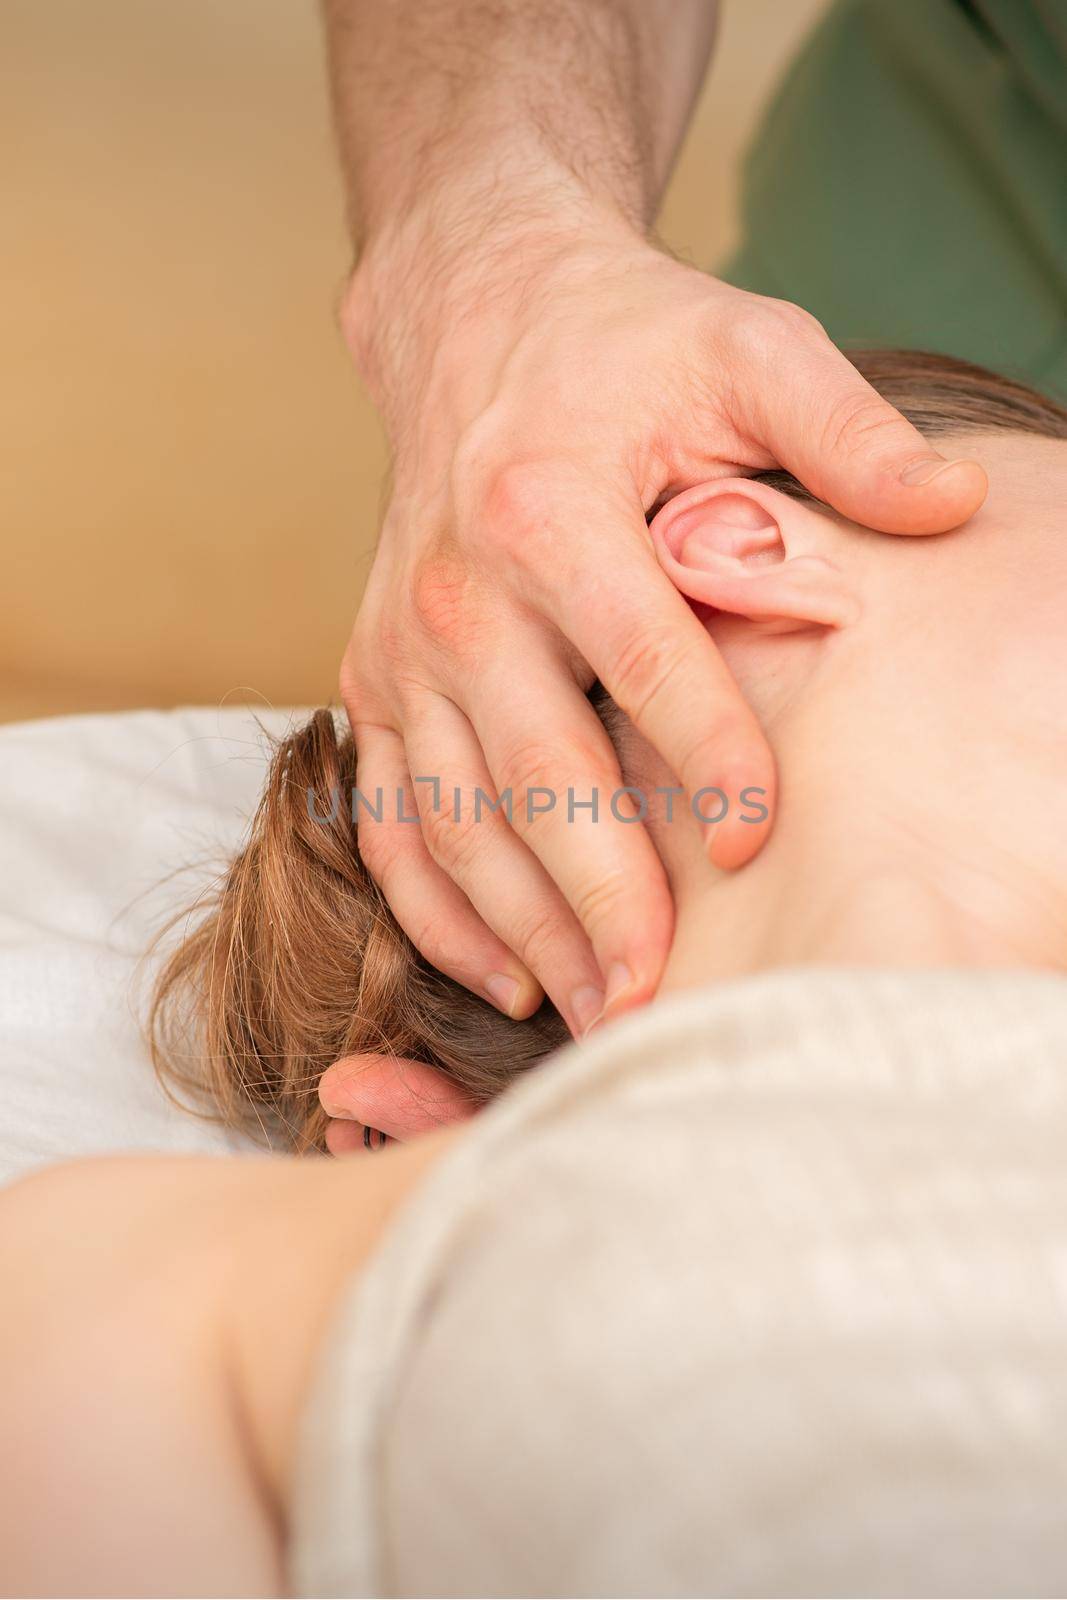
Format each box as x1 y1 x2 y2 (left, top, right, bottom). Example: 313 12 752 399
325 1119 369 1157
350 721 543 1018
402 691 608 1035
738 315 988 534
547 536 776 872
319 1054 478 1139
464 637 675 1015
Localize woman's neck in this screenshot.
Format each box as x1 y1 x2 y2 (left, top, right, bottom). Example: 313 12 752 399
658 690 1067 996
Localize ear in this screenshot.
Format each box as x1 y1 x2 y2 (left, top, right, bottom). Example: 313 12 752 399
650 478 859 631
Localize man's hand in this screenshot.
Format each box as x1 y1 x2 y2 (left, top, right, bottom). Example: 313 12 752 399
338 223 987 1038
321 0 987 1056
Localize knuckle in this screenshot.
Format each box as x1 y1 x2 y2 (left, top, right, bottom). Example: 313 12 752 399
495 736 571 823
608 624 687 723
730 296 824 361
340 613 395 716
476 459 560 565
769 296 825 339
571 865 633 938
818 388 903 464
408 544 502 668
512 897 568 972
409 543 472 644
419 795 483 873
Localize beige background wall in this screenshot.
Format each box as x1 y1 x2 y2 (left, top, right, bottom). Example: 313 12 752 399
2 0 825 723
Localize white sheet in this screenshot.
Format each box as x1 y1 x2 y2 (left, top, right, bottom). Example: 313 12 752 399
0 707 306 1186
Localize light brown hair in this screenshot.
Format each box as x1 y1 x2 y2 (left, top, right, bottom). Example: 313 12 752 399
149 350 1067 1151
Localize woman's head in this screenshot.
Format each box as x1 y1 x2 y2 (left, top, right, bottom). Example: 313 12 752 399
150 708 570 1151
151 351 1067 1151
635 355 1067 991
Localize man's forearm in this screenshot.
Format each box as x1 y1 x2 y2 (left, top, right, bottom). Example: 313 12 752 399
321 0 718 251
321 1 718 409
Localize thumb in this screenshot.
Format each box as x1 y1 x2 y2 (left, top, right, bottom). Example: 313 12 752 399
751 334 988 535
319 1053 478 1141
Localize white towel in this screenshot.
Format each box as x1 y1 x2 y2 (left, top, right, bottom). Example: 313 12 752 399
0 708 300 1183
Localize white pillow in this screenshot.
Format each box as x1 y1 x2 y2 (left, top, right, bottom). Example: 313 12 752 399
0 707 308 1185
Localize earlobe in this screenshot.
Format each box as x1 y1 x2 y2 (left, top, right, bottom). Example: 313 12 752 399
650 479 860 631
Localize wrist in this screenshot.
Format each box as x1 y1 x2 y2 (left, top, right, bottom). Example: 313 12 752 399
341 165 644 428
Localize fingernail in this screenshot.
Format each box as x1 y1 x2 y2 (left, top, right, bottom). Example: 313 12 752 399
571 983 605 1037
603 962 634 1015
485 973 522 1017
898 456 964 487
